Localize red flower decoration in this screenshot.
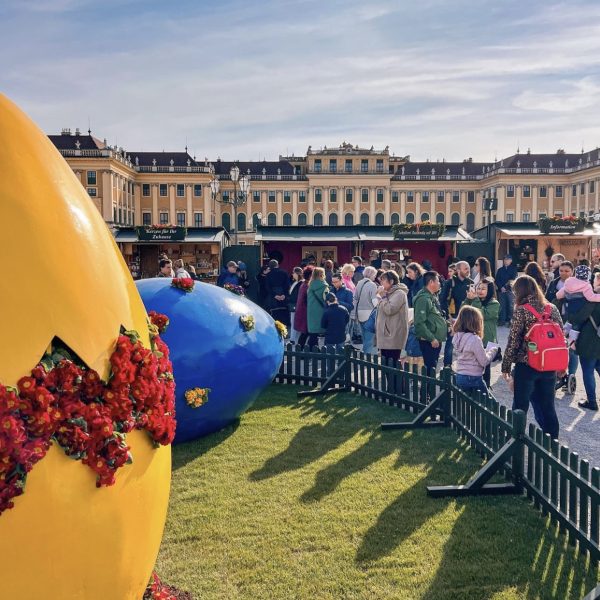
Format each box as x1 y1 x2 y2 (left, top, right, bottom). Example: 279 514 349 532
149 311 170 334
171 278 195 293
0 328 176 515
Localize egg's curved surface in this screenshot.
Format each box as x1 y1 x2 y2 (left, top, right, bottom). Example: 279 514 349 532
136 279 284 443
0 94 170 599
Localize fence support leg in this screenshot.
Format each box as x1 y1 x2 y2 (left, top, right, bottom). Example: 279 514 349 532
381 368 452 430
427 410 527 498
297 349 350 397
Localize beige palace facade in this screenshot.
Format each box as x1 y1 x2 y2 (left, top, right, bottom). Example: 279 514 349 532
50 132 600 247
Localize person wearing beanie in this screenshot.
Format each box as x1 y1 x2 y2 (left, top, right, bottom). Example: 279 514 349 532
556 264 600 349
321 291 350 351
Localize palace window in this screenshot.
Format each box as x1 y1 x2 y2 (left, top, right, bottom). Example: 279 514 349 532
581 183 586 194
376 159 384 173
391 213 400 225
539 186 547 198
345 213 354 226
591 180 596 194
538 212 547 220
361 159 368 173
555 186 563 197
329 159 337 173
194 184 202 196
452 191 460 203
314 213 323 226
283 213 292 226
222 191 229 202
572 184 577 197
421 212 430 222
523 212 531 222
87 171 96 185
436 212 445 224
299 191 306 203
375 213 384 225
159 212 169 224
507 185 515 198
506 212 514 222
391 191 399 203
406 213 415 224
329 213 338 226
87 188 97 197
159 183 167 197
345 188 353 203
284 191 291 203
176 184 185 197
314 159 322 173
467 191 475 203
376 189 384 202
523 186 531 198
298 213 307 226
268 191 276 203
222 213 231 231
176 212 186 227
437 191 445 203
315 189 322 203
345 159 353 173
361 188 369 203
142 212 151 225
330 188 337 203
466 213 475 231
194 212 203 227
267 213 277 226
422 191 430 203
360 213 370 226
237 213 246 231
142 183 150 197
407 191 414 203
451 212 460 225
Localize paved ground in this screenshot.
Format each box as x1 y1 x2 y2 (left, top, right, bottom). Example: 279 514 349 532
487 326 599 464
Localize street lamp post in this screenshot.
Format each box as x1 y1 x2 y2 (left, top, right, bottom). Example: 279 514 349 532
210 164 250 245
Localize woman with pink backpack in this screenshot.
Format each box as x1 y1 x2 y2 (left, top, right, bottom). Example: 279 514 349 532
501 275 567 440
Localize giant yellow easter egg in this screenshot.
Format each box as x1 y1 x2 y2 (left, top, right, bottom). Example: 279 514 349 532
0 94 171 599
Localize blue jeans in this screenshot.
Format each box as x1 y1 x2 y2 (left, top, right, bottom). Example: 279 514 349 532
580 356 600 403
499 291 514 323
361 322 377 355
568 349 579 376
443 334 453 367
456 374 488 394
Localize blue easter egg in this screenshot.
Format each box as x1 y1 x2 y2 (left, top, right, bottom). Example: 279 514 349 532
135 279 284 443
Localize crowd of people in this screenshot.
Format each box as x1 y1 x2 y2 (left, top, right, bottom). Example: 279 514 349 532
156 249 600 441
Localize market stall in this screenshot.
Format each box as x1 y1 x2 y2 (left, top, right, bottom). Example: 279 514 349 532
114 226 229 281
472 220 600 272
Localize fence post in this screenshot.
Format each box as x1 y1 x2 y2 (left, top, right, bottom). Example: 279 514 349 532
440 367 452 426
511 410 526 493
344 344 352 390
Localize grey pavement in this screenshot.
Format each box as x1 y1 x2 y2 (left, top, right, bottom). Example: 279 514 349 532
485 326 599 464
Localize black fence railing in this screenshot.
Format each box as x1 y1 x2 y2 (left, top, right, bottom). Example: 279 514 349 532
276 344 600 567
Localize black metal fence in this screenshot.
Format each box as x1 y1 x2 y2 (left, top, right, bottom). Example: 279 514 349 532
276 344 600 567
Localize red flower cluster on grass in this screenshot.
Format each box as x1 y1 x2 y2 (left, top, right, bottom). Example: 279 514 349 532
0 317 176 516
143 572 193 600
171 278 195 293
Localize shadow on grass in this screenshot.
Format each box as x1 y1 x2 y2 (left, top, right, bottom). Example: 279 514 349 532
172 420 240 471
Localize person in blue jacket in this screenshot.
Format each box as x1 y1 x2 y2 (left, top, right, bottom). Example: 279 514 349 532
321 292 350 352
217 261 241 287
331 273 353 312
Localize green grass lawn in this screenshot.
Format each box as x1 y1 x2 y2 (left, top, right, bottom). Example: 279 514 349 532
156 385 598 600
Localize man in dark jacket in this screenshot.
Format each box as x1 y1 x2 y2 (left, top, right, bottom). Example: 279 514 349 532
321 293 349 351
546 260 572 304
331 273 353 312
217 261 241 287
352 256 365 284
266 259 290 327
495 254 518 325
440 260 473 367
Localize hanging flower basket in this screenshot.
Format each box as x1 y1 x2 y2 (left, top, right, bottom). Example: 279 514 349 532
538 216 586 234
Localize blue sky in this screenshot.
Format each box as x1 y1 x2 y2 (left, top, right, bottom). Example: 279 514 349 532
2 0 600 162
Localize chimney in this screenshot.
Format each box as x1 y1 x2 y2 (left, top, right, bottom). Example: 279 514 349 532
75 127 80 136
61 127 71 135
